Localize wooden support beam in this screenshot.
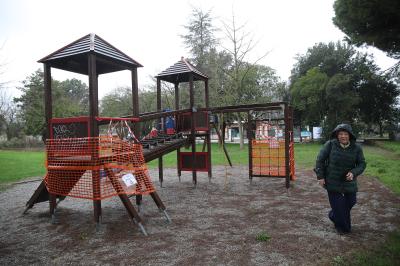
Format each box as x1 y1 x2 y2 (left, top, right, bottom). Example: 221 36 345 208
247 112 253 180
175 82 181 179
189 74 197 185
205 79 211 178
43 63 57 220
284 103 290 189
44 64 52 139
156 78 164 186
88 53 101 224
131 68 140 138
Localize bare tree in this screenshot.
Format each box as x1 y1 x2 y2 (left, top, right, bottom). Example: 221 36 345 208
0 88 21 141
220 10 269 149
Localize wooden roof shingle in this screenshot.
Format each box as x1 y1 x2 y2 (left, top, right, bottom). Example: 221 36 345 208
38 33 142 75
156 57 208 83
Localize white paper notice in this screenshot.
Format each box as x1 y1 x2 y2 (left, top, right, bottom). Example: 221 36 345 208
122 173 137 187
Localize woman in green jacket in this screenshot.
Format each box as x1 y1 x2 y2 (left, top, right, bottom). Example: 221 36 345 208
315 124 366 234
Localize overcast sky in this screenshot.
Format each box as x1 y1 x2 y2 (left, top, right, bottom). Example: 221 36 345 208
0 0 397 99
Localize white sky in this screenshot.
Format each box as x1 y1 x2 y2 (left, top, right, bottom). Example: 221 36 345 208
0 0 397 99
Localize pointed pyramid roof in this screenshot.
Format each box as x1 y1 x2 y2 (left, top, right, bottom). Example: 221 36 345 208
38 33 142 75
156 57 208 83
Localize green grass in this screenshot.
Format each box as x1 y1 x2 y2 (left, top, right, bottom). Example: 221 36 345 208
147 143 250 168
146 142 323 169
255 231 271 242
363 145 400 195
0 150 46 183
293 142 400 195
373 140 400 157
332 231 400 266
1 142 398 195
0 142 399 265
293 143 322 168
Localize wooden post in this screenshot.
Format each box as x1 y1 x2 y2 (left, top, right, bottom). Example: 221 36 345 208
44 64 52 139
157 78 163 186
247 112 253 181
205 79 212 179
131 68 140 137
88 53 101 224
131 68 143 206
189 74 197 185
43 63 56 220
284 103 290 189
175 82 181 179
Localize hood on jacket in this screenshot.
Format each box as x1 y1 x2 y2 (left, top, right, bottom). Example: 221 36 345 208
330 123 356 140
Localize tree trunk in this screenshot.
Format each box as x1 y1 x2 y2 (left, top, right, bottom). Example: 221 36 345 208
238 119 244 150
6 125 12 141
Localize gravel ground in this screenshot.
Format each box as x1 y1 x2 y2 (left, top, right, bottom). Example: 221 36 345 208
0 166 399 265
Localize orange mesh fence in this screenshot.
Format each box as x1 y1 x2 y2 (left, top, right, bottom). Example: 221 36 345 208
44 136 155 200
251 138 295 180
252 139 286 176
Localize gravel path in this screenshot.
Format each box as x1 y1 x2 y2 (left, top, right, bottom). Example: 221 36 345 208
0 166 399 265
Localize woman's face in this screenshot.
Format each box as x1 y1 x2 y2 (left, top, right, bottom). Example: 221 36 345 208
338 131 350 145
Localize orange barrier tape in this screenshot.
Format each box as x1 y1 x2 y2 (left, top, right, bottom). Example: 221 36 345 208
44 136 155 200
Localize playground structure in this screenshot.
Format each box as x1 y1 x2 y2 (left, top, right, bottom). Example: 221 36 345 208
24 34 294 235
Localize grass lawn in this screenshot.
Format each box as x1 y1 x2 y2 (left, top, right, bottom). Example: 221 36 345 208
0 150 46 183
145 142 325 170
146 143 250 168
372 140 400 157
333 231 400 266
0 141 399 265
1 142 398 195
363 145 400 195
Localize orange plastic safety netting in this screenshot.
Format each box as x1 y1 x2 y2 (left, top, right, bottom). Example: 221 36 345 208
252 139 286 176
251 139 296 180
44 136 155 200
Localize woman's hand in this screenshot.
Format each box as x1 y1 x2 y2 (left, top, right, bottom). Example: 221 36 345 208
346 172 354 181
318 179 325 187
